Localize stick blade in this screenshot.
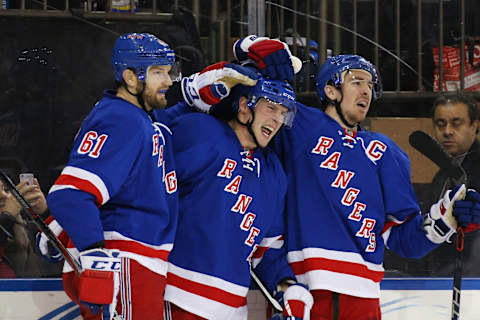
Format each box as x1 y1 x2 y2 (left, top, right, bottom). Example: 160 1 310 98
409 130 466 183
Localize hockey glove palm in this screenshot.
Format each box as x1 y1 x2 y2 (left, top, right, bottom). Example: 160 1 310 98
35 216 69 262
233 35 302 81
274 283 313 320
453 188 480 233
78 248 121 320
424 184 466 243
181 61 258 112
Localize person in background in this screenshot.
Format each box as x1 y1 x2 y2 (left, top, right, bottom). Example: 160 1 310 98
413 93 480 277
0 178 48 277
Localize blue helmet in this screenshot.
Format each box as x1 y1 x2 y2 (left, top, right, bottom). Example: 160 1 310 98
111 33 175 82
316 54 382 102
242 78 297 128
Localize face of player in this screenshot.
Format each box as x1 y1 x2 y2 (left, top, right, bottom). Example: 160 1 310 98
251 98 289 148
338 69 374 124
433 102 479 156
141 65 173 111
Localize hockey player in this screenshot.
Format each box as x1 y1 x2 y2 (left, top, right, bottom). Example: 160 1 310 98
194 38 480 319
46 33 180 320
163 77 313 320
37 35 265 320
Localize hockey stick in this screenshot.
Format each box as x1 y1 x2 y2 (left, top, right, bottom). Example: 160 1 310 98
0 169 82 275
250 269 283 313
409 130 466 320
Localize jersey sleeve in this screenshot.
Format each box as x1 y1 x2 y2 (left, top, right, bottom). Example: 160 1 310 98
47 105 145 251
155 101 192 124
170 114 222 184
378 138 438 258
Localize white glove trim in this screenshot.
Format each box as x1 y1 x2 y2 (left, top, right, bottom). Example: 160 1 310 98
283 284 314 320
425 184 466 244
38 219 63 259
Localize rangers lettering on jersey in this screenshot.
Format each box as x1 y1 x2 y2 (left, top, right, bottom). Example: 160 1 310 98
217 159 237 178
311 136 334 155
217 157 262 249
152 134 159 155
313 135 379 253
341 188 360 206
225 175 242 194
331 170 355 189
320 152 341 170
231 194 253 214
240 213 256 230
348 202 366 221
245 227 260 246
165 171 177 194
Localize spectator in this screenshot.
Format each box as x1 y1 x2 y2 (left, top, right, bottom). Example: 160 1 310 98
0 178 50 277
417 93 480 276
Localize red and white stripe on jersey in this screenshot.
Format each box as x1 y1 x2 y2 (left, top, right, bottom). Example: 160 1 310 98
62 231 172 276
104 231 172 275
288 247 384 298
250 234 284 268
44 216 70 246
48 166 110 206
164 263 249 320
381 213 414 245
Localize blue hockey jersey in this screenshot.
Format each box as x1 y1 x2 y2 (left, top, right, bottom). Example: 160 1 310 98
271 103 439 299
47 90 178 276
163 112 293 320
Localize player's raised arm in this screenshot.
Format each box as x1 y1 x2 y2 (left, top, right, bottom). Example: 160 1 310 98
181 61 259 112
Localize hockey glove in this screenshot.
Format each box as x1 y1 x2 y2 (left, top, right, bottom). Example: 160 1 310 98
452 188 480 233
274 283 313 320
424 184 466 244
35 216 69 262
181 61 258 112
233 35 302 81
78 248 121 320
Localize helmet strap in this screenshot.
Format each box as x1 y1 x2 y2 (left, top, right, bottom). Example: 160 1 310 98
333 88 357 129
235 108 261 149
124 80 148 113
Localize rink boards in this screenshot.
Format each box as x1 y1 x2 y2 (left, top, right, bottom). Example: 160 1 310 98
1 278 480 319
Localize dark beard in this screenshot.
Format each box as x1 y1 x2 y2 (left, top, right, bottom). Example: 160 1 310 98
142 88 167 110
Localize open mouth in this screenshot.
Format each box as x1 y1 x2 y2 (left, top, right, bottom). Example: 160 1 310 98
261 125 274 138
357 100 368 108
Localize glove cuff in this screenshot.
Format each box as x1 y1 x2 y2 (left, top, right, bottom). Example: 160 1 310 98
181 73 214 112
283 283 314 320
181 74 197 107
423 213 455 244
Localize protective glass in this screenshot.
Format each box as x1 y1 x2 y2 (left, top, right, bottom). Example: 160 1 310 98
169 60 182 82
252 97 296 128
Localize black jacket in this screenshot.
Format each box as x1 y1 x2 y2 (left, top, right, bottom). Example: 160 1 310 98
421 139 480 276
